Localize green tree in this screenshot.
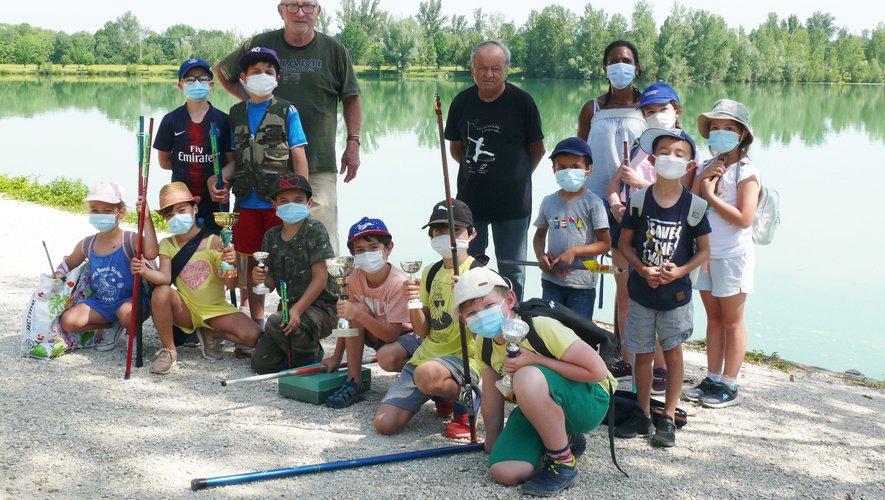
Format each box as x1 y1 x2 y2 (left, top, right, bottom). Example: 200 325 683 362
521 6 579 78
689 10 731 82
382 18 420 75
337 23 371 64
629 0 658 79
574 4 613 80
337 0 388 42
657 4 694 81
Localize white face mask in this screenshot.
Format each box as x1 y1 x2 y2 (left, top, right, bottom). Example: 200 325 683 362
646 108 678 130
243 73 278 98
353 250 387 274
653 155 690 180
431 234 469 258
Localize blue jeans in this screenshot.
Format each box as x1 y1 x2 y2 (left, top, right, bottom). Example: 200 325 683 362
468 215 530 301
541 280 596 320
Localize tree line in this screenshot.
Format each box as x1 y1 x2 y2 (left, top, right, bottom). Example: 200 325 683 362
2 1 884 83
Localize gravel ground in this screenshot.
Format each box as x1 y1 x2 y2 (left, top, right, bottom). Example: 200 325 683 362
1 197 883 499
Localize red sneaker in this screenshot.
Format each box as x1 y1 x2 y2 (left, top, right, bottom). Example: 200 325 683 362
444 413 471 439
435 399 454 419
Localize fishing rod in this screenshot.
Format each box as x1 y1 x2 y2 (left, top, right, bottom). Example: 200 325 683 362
42 241 53 273
221 356 377 387
498 259 623 274
434 92 477 443
209 121 236 307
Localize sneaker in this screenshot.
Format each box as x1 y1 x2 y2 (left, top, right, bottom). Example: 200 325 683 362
608 360 633 380
650 415 676 448
95 323 123 352
434 399 454 419
568 433 586 459
651 368 667 395
521 457 578 497
614 409 654 439
444 412 471 439
325 378 365 409
150 348 177 375
196 330 223 360
683 377 717 402
699 382 741 409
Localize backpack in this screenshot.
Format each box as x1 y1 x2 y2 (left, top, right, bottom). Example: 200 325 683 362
423 258 486 294
478 299 628 477
629 187 708 228
736 160 780 245
602 389 689 429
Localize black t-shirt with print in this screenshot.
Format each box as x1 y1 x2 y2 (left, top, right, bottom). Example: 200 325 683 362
444 82 544 220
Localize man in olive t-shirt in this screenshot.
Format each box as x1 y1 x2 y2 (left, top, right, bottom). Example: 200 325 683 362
214 0 362 254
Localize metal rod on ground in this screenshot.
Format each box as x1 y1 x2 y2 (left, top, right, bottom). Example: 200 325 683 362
135 116 154 368
42 241 53 273
190 443 484 490
221 356 377 387
434 92 477 444
125 116 145 380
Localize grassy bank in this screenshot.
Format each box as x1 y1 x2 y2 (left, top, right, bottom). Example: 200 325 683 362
0 175 166 229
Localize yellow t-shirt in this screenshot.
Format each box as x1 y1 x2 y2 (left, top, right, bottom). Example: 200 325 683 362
475 315 617 392
408 258 478 374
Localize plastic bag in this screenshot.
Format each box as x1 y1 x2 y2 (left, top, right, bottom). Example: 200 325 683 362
21 267 82 360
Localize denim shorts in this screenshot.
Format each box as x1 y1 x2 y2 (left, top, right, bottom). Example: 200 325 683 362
380 355 479 413
366 331 422 355
624 298 693 354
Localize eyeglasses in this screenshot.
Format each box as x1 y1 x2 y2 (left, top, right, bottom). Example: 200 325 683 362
280 2 317 14
181 75 212 84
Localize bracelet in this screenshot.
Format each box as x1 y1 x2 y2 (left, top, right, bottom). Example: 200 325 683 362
347 135 361 145
55 257 71 276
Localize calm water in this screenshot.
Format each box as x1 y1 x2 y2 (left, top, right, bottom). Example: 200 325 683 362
0 78 883 378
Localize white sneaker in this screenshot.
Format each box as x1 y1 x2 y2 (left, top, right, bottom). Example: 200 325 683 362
95 323 124 352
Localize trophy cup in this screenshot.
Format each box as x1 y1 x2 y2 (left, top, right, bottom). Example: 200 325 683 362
399 260 423 309
495 318 530 398
213 212 239 278
252 251 270 294
326 256 359 338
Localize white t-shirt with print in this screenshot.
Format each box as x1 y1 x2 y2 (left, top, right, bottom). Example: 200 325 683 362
698 158 760 259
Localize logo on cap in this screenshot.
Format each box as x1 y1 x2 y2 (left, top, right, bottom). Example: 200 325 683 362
645 89 659 95
250 47 263 53
356 221 374 230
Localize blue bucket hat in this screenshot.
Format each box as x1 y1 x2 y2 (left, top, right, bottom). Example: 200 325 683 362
549 137 593 164
639 128 697 158
178 58 213 80
639 82 680 108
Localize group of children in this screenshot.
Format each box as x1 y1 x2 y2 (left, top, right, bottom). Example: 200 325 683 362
48 47 762 496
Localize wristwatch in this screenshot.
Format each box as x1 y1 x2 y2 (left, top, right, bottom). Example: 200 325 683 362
347 135 361 146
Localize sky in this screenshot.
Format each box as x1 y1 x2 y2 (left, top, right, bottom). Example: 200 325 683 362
3 0 880 36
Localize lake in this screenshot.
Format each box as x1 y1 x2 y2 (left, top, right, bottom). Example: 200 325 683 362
0 77 882 379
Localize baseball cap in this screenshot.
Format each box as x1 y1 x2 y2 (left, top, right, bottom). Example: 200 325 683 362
697 99 753 144
348 217 391 245
639 82 680 108
452 267 510 314
267 173 312 199
178 58 213 80
549 137 592 163
422 199 474 229
83 180 125 204
156 181 199 212
638 128 697 158
239 47 281 73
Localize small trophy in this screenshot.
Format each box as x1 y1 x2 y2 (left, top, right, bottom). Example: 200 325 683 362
252 251 270 294
326 256 359 338
495 318 530 398
400 260 423 309
213 212 239 278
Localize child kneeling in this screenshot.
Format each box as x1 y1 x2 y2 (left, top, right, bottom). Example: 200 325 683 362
454 267 614 497
135 182 260 374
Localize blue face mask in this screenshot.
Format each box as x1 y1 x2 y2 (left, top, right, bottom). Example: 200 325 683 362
168 213 195 235
467 301 507 339
606 63 635 90
184 82 210 101
89 213 118 233
707 130 741 155
555 168 586 192
276 202 310 224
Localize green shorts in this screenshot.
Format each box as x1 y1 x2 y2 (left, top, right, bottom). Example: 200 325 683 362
488 365 610 467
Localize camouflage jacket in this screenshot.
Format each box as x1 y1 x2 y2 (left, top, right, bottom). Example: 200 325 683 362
262 219 338 311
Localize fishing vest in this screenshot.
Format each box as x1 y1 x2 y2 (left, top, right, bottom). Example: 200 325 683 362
230 97 292 201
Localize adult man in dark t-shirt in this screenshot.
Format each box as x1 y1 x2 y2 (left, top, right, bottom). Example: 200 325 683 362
214 0 362 254
444 40 545 300
154 58 235 233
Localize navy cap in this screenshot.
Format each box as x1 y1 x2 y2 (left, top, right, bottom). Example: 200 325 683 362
178 58 213 80
640 82 680 108
638 128 697 159
267 173 312 199
239 47 281 73
549 137 593 163
348 217 392 244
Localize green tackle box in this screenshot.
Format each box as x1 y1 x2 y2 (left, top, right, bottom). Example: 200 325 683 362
278 367 371 405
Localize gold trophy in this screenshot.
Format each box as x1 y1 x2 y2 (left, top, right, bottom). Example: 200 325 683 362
399 260 423 309
213 212 239 278
495 318 530 398
326 256 359 338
